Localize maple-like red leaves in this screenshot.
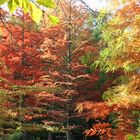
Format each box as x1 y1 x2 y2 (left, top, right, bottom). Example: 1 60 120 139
84 123 112 138
0 23 45 85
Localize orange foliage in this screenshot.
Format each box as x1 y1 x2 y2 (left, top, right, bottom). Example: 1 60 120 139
84 123 112 139
77 101 115 120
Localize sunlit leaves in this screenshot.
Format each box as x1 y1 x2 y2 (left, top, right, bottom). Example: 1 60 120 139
36 0 55 8
0 0 8 5
93 2 140 137
8 0 29 13
95 1 140 72
103 83 140 108
0 0 57 24
8 0 18 13
126 133 140 140
44 125 65 133
19 0 29 13
48 15 60 25
29 2 43 24
75 103 83 113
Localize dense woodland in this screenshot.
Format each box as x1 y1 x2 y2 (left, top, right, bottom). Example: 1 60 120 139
0 0 139 140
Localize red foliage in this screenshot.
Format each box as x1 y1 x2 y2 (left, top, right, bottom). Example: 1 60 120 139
0 9 119 138
0 23 46 85
84 123 112 138
77 101 115 120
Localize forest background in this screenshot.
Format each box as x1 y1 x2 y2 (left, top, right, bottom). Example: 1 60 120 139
0 0 139 140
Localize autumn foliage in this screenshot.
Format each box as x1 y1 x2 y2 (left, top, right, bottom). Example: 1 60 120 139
0 0 139 140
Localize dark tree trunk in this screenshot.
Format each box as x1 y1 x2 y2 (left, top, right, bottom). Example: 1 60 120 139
84 136 88 140
48 131 53 140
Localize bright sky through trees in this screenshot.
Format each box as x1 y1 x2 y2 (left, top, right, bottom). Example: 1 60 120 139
0 0 109 11
85 0 108 10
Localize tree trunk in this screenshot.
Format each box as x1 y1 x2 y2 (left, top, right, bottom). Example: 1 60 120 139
84 136 88 140
66 131 73 140
48 131 53 140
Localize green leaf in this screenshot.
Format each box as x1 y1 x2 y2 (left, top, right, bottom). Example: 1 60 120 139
100 48 110 57
36 0 55 8
14 0 19 5
127 134 135 140
8 132 22 140
0 91 4 94
136 134 140 138
19 0 29 13
48 15 60 25
29 2 43 24
8 0 18 13
121 0 126 4
0 0 7 5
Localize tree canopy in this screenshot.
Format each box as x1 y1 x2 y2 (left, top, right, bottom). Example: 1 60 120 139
0 0 139 140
